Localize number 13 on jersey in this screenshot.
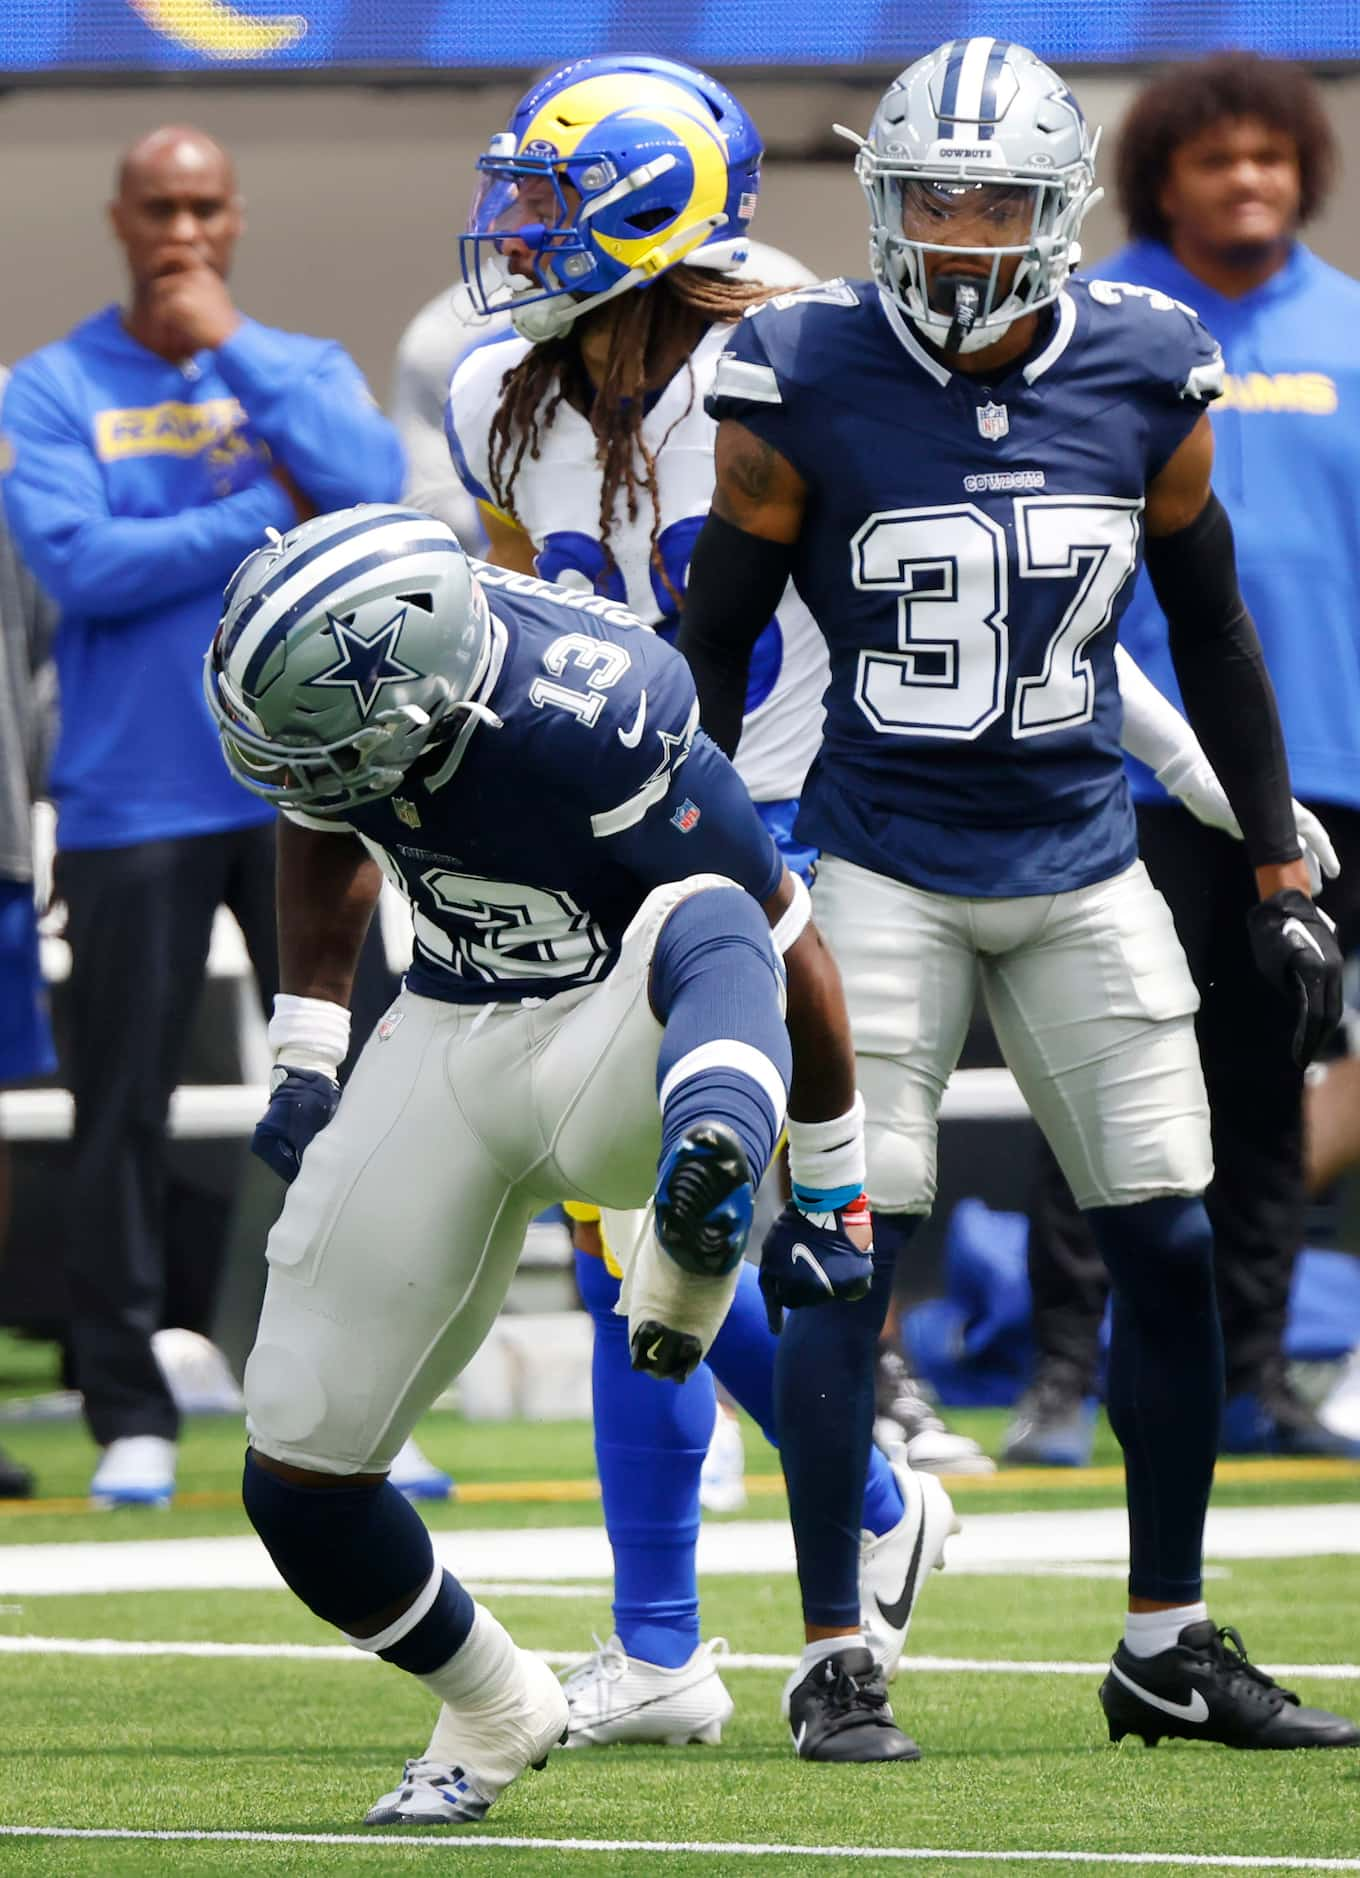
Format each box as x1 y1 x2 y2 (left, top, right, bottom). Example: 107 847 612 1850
852 495 1143 741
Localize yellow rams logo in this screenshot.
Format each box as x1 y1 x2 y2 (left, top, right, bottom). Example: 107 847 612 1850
518 74 731 272
128 0 308 60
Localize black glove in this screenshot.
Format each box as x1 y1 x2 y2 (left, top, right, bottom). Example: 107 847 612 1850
1246 889 1344 1069
758 1200 874 1334
252 1065 340 1184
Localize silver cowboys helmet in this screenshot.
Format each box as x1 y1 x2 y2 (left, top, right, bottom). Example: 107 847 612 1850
841 38 1101 352
205 505 496 814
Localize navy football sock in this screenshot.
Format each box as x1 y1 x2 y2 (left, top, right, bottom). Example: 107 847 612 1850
707 1259 904 1539
241 1451 474 1673
651 886 791 1186
1087 1195 1222 1604
576 1247 712 1667
776 1213 915 1628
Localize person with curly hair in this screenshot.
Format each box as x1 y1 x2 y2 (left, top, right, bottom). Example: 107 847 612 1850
1005 53 1360 1470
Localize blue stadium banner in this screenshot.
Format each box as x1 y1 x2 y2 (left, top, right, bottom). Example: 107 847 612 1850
1 1 1357 75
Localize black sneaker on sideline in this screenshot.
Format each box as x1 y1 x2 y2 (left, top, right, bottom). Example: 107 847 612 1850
1100 1620 1360 1749
783 1644 921 1763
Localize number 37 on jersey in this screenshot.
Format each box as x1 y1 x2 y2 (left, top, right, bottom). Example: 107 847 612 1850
852 494 1142 743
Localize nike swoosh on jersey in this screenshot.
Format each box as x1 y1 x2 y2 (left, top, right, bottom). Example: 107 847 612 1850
874 1506 928 1632
791 1243 835 1295
617 691 648 749
1282 915 1326 962
1108 1659 1210 1723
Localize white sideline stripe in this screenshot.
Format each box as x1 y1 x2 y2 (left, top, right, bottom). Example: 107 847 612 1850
0 1063 1038 1140
1 1827 1358 1869
3 1505 1355 1598
1 1636 1357 1682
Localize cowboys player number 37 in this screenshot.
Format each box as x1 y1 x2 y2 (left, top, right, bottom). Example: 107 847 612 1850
680 38 1355 1754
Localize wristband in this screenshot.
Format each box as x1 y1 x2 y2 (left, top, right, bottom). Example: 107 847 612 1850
787 1092 866 1212
268 993 350 1077
769 872 812 956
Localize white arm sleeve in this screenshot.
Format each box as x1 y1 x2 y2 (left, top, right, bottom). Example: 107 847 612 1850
1114 645 1337 887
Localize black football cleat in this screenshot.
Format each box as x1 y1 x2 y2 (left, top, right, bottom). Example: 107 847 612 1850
0 1446 34 1500
784 1644 921 1763
1100 1620 1360 1750
629 1319 703 1385
653 1122 754 1278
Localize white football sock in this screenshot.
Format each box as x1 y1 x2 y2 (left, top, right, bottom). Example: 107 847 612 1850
800 1633 867 1671
1123 1601 1208 1658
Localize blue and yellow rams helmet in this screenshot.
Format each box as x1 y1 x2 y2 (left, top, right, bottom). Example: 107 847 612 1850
461 54 763 342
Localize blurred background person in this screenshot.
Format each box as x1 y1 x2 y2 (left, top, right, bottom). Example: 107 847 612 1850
0 365 58 1500
0 124 405 1508
1005 53 1360 1468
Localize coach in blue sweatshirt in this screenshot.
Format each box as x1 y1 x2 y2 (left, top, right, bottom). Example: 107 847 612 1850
0 125 404 1506
1008 56 1360 1468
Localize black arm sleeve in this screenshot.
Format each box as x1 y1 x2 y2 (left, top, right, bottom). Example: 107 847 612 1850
1144 492 1299 867
675 511 795 759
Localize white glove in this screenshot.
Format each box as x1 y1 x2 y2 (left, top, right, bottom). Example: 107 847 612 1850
1153 748 1338 894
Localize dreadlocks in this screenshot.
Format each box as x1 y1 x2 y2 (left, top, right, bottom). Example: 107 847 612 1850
486 268 779 606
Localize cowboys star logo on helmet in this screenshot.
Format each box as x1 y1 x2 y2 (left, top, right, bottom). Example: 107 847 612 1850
834 38 1102 355
204 505 500 814
460 54 764 342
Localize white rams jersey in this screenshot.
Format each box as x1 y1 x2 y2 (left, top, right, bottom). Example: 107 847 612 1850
445 304 828 804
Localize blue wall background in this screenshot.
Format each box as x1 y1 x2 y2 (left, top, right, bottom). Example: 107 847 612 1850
2 1 1357 76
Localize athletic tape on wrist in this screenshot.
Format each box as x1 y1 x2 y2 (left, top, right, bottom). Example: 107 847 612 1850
268 993 351 1075
787 1091 866 1211
769 872 812 956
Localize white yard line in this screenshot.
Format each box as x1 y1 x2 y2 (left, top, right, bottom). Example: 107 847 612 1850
0 1634 1356 1681
0 1826 1357 1869
2 1504 1355 1598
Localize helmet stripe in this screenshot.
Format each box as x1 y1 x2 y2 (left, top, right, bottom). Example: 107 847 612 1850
223 512 420 662
239 537 464 693
953 37 997 129
936 38 967 135
978 39 1011 137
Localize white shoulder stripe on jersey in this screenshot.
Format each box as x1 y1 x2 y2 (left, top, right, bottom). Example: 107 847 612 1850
589 699 700 839
658 1039 789 1133
877 287 951 385
712 355 783 405
1022 289 1077 384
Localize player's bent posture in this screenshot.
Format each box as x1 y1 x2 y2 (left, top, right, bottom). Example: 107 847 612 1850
679 41 1358 1753
205 504 880 1825
453 53 954 1762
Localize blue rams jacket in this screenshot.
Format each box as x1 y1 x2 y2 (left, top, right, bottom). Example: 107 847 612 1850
1 309 405 848
1093 241 1360 811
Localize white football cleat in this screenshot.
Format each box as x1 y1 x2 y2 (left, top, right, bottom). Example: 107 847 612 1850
562 1634 734 1746
90 1435 176 1509
363 1758 498 1827
874 1349 995 1475
365 1647 567 1827
859 1460 960 1677
699 1406 747 1514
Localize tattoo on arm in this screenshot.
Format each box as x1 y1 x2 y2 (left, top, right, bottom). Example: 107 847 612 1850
715 432 778 524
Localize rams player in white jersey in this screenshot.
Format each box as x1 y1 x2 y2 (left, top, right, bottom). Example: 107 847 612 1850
450 53 957 1764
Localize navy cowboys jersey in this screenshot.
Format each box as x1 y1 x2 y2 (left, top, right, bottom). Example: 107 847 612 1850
706 276 1224 897
289 566 781 1004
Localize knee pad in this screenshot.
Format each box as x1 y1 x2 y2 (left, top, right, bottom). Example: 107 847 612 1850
244 1340 360 1474
865 1122 934 1216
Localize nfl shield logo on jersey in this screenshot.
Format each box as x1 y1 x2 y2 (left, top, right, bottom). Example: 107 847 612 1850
393 797 421 829
976 401 1009 442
